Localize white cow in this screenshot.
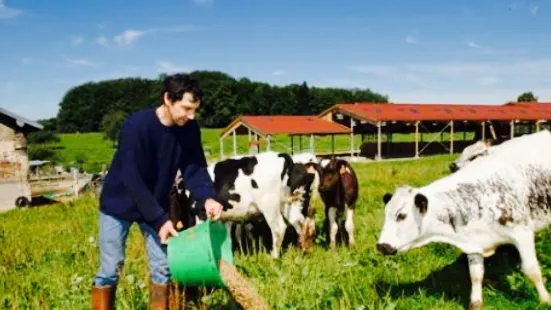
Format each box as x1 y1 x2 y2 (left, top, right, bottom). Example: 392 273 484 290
178 151 317 258
377 130 551 309
449 130 550 173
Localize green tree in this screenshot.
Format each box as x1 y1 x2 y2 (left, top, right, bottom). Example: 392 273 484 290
101 110 127 148
55 70 389 132
517 91 538 102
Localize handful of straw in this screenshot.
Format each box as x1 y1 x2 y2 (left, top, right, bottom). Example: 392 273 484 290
218 260 271 310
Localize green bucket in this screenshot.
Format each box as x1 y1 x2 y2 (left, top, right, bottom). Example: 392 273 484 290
167 219 234 288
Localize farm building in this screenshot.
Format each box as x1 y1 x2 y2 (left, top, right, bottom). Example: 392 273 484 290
319 101 551 159
219 115 352 159
0 107 43 212
220 101 551 160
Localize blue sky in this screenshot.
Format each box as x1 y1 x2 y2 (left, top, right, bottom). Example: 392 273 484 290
1 0 551 120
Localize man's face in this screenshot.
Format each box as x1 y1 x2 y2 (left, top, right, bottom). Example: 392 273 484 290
165 92 200 126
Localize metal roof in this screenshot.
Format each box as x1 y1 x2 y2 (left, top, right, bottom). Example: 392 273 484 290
0 107 44 130
320 102 551 122
221 115 352 137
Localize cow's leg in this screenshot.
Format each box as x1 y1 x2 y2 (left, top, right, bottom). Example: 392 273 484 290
328 207 338 249
234 222 245 253
514 230 551 304
281 203 306 249
263 207 287 259
344 206 355 246
467 253 484 310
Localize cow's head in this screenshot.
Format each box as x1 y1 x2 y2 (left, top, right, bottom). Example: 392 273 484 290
376 185 430 255
318 157 350 192
449 139 495 173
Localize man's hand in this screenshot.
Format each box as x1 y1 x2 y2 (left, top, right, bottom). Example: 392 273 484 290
158 220 179 244
205 198 223 220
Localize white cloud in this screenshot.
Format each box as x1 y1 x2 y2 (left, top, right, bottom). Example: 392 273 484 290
21 57 30 64
530 4 539 15
346 57 551 103
156 61 191 74
192 0 214 5
96 36 109 47
272 69 286 76
114 29 145 46
65 58 98 67
405 35 418 44
466 41 482 49
70 36 84 46
112 25 195 46
477 76 502 86
0 0 22 19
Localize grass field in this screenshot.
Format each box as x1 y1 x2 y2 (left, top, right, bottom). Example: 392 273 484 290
3 150 551 309
51 129 474 173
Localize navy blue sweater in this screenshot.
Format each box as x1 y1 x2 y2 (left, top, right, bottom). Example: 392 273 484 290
99 108 216 232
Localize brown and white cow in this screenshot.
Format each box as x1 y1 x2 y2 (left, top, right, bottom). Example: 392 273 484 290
317 157 359 248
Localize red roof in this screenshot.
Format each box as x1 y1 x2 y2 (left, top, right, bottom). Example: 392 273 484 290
222 115 351 136
323 102 551 122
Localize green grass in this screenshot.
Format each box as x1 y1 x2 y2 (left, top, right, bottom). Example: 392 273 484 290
3 153 551 309
49 129 475 173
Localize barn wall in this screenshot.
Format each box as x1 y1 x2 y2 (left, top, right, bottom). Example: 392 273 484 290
0 121 31 212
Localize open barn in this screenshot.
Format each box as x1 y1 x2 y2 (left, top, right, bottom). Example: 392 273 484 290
318 101 551 160
218 115 353 159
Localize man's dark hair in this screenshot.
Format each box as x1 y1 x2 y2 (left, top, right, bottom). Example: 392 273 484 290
162 73 203 103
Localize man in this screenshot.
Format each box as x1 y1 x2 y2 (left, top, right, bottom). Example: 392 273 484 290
91 73 224 309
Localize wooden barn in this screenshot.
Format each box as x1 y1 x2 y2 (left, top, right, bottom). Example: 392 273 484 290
0 107 43 212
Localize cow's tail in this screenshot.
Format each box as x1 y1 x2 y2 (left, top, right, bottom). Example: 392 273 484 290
278 153 295 180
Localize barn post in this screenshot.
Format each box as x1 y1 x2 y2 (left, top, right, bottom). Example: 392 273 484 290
309 134 315 154
415 121 419 158
510 120 515 139
536 120 541 132
290 135 294 155
350 118 355 159
255 133 260 153
266 135 271 151
248 129 252 155
331 134 335 155
376 121 382 160
450 120 454 154
232 129 237 156
481 121 486 140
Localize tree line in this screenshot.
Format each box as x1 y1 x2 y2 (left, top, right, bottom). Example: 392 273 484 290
46 70 389 133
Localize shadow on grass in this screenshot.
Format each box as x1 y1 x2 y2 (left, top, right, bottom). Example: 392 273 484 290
29 196 59 207
375 244 522 309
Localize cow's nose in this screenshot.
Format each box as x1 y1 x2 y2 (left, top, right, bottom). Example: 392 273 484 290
376 243 397 255
449 162 458 173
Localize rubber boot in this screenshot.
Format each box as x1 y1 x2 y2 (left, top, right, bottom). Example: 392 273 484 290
92 284 116 310
150 283 169 310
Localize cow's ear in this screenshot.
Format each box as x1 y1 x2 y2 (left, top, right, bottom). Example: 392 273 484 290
414 193 428 215
337 160 349 175
383 193 393 204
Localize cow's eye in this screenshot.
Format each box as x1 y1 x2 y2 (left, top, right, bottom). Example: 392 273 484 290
396 213 407 222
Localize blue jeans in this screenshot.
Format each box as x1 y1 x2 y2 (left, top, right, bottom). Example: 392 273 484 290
93 210 171 287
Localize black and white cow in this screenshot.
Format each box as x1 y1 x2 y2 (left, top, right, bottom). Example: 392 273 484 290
377 130 551 309
177 151 318 258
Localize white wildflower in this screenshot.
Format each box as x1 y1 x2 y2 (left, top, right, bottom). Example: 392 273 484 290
126 274 135 284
